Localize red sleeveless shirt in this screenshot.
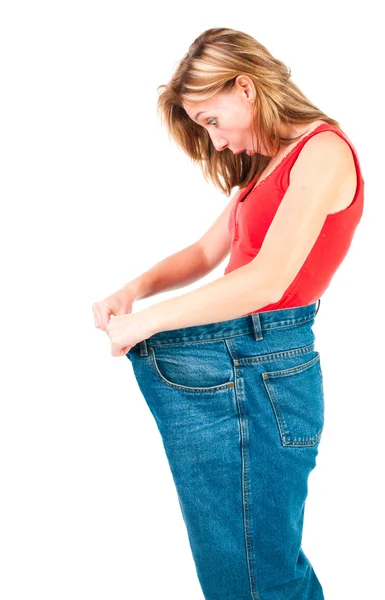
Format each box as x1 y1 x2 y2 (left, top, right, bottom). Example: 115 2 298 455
223 123 365 315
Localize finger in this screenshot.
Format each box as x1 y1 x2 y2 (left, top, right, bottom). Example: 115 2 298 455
94 312 100 328
99 310 112 332
93 305 108 330
93 302 115 333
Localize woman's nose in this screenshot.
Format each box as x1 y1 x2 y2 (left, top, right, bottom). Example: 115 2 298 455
211 136 229 152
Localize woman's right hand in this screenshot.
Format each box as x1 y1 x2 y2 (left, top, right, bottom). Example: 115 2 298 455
92 285 138 334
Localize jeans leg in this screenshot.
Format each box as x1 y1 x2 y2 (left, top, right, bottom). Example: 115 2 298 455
236 355 325 599
126 317 325 600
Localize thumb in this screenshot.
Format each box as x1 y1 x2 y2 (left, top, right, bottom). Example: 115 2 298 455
100 307 116 331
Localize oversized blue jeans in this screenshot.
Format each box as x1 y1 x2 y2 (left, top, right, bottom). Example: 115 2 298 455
126 300 324 600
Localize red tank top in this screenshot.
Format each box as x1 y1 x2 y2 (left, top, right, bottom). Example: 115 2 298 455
224 123 365 315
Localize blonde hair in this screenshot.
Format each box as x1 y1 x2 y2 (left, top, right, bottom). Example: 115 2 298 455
157 27 341 196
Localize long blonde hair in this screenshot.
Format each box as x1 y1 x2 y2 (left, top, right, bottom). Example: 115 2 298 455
157 27 341 197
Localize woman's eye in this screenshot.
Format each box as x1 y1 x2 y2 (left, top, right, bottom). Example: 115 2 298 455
206 118 217 127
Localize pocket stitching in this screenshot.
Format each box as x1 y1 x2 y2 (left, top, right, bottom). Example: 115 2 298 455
262 353 324 447
238 341 315 365
262 352 321 378
148 346 235 393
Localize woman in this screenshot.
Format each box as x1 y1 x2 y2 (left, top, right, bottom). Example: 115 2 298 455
92 28 364 599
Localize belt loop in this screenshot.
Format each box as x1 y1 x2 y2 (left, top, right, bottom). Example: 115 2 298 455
139 339 149 357
315 298 321 316
251 313 264 340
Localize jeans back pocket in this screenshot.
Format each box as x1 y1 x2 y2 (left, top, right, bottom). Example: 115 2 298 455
262 352 324 447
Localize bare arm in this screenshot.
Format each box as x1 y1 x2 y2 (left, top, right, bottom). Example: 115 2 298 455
139 132 353 336
126 189 241 301
127 243 212 301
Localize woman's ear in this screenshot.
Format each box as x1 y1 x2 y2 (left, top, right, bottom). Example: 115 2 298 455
234 75 256 102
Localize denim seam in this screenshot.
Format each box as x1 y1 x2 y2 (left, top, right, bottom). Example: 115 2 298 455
262 354 323 447
262 351 320 378
146 342 316 393
147 345 235 393
145 312 316 347
232 368 260 600
234 342 315 366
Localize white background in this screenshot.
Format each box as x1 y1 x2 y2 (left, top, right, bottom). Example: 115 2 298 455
1 1 383 598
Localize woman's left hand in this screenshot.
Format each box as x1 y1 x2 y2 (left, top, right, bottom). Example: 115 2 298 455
106 311 153 357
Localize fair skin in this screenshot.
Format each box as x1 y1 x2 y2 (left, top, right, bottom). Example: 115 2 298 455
183 75 321 158
181 76 356 212
106 76 357 356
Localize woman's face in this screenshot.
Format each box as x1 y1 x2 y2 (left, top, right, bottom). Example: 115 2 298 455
183 78 269 157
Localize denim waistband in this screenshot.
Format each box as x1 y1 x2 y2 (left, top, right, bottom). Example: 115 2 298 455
139 299 321 352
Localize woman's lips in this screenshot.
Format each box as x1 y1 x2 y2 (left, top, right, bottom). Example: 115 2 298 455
234 149 254 156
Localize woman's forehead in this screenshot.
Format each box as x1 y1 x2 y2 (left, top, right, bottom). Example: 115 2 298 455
182 101 211 121
183 93 228 114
